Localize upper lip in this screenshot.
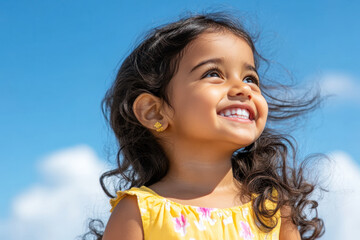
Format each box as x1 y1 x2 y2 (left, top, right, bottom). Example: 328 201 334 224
217 103 256 120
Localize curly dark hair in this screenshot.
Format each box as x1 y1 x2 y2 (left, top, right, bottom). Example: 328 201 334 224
82 12 325 240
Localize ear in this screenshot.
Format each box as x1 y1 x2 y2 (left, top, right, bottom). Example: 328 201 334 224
133 93 169 132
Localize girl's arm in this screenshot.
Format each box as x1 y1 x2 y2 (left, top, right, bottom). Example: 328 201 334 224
279 206 301 240
103 195 143 240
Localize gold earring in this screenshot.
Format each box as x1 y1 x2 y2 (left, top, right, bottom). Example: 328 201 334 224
154 121 164 132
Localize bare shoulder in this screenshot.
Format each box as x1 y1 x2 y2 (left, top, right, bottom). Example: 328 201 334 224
279 205 301 240
103 195 143 240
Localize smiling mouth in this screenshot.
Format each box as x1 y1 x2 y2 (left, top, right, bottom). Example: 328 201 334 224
218 107 254 121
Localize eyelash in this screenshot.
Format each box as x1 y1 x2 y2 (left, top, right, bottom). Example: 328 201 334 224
201 67 223 79
243 75 260 86
201 67 260 86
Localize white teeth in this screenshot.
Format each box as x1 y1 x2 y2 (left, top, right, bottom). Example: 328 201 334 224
243 109 249 118
220 108 250 119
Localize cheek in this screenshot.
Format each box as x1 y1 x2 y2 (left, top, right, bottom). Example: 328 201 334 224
257 97 269 129
255 94 268 115
262 99 269 118
253 94 268 121
183 87 221 109
193 88 221 106
170 87 221 127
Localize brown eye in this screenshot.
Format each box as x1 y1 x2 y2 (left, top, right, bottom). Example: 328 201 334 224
202 71 221 79
243 76 259 86
201 67 223 79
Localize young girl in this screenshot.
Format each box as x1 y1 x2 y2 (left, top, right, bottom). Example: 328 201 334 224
97 12 324 240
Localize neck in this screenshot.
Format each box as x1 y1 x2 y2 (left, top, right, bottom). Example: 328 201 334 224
160 139 239 195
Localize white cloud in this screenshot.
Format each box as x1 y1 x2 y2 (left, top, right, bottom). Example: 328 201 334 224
317 151 360 240
0 145 111 240
318 72 360 102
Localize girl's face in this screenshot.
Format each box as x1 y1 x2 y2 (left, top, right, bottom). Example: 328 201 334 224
165 31 268 151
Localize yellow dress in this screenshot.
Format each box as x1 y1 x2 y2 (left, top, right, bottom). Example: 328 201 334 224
110 186 281 240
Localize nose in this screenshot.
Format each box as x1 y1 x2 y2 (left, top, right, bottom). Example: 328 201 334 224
228 81 252 100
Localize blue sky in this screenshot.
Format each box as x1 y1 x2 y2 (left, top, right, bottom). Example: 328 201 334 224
1 0 360 239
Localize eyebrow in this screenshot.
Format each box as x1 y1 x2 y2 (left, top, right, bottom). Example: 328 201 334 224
189 58 258 76
190 58 223 73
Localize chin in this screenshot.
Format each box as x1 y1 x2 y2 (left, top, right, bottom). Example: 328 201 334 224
227 139 256 152
234 135 258 146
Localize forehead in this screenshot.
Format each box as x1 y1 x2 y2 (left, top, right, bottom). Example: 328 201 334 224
177 31 255 68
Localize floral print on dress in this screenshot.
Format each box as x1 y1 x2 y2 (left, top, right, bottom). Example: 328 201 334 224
242 207 249 218
217 210 233 225
194 207 217 230
239 221 254 240
173 214 190 236
223 216 233 225
196 207 216 225
194 219 206 231
197 207 213 218
162 199 171 211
